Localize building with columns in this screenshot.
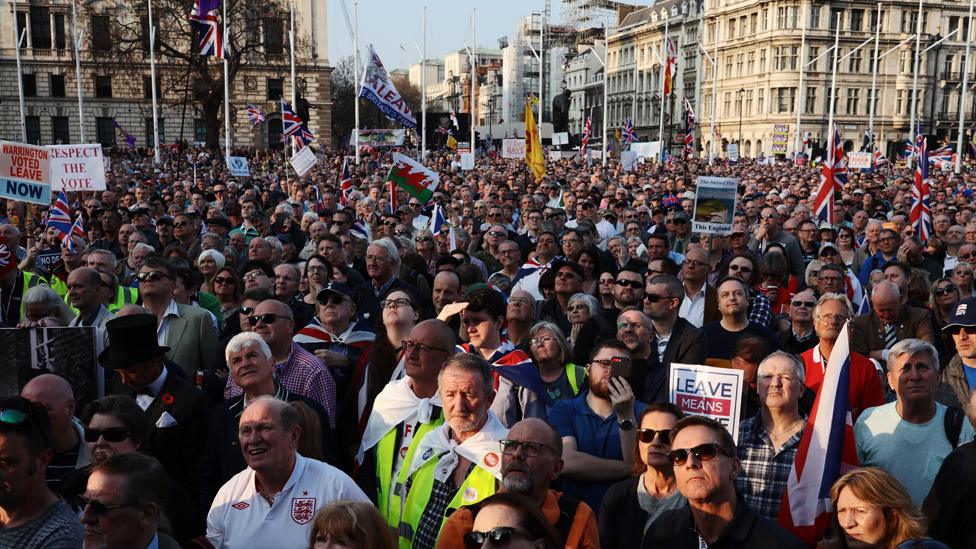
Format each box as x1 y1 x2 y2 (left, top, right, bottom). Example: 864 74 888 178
0 0 332 148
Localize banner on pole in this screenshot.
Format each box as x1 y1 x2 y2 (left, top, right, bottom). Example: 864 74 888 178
847 151 872 170
669 363 744 440
349 129 406 147
290 146 317 177
692 176 739 234
49 144 106 191
501 139 525 159
358 45 417 128
227 156 250 177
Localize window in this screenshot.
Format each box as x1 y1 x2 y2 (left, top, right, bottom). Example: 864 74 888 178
758 88 764 114
143 76 160 99
16 13 26 44
805 87 817 113
54 14 65 49
725 55 733 78
735 92 743 117
25 116 41 144
810 5 821 28
762 8 769 31
728 19 735 40
870 9 883 32
850 9 864 32
51 116 69 144
141 17 160 53
849 49 862 72
747 51 755 74
789 47 798 70
950 16 960 37
808 47 819 71
30 7 51 49
826 47 834 71
267 78 283 100
750 13 757 34
946 54 955 78
91 16 111 51
737 53 744 76
50 74 65 97
95 75 112 98
778 6 789 29
829 8 843 30
775 87 796 113
22 74 36 97
745 89 754 115
899 50 909 73
95 117 116 146
759 48 766 72
724 92 732 117
145 118 164 147
194 118 207 142
791 7 798 29
896 89 906 114
847 88 860 114
263 17 284 55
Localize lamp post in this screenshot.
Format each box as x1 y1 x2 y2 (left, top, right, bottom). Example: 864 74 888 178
488 95 494 151
737 87 745 147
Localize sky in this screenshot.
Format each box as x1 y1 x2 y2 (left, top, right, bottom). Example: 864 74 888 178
326 0 629 71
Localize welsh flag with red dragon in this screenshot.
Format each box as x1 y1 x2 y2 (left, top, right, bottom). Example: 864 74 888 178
385 152 441 204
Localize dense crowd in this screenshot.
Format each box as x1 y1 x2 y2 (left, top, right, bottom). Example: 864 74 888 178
2 143 976 548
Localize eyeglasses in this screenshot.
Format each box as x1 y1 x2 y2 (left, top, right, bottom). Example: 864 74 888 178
173 221 190 228
401 340 450 354
683 259 708 269
637 428 671 444
791 300 816 308
615 279 643 289
84 427 129 443
78 496 139 517
416 236 433 243
136 271 169 282
213 276 236 285
728 264 753 274
464 527 534 549
381 298 413 309
249 313 285 326
644 293 673 303
306 265 328 274
394 230 410 236
590 357 631 368
499 439 558 457
935 285 959 296
239 306 255 316
498 248 518 256
668 442 730 466
243 271 267 282
599 278 615 285
555 271 578 280
530 336 554 347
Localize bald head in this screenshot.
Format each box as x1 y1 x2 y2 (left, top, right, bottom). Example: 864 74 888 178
21 374 75 438
871 280 902 324
871 280 901 303
115 304 149 317
67 267 101 288
507 417 563 456
21 373 73 403
413 319 456 351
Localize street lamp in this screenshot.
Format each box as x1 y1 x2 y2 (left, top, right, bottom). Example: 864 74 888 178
487 95 495 151
737 87 745 146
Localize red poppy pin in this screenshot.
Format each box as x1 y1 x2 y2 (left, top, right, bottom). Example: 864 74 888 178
161 393 175 406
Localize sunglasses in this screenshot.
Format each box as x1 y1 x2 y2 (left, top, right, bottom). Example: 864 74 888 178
416 236 433 243
213 276 236 285
791 300 816 308
935 285 959 296
728 264 753 274
0 409 27 425
464 527 534 549
668 442 729 466
643 293 673 303
136 271 168 282
173 221 190 228
239 306 255 316
487 231 506 237
615 279 642 289
555 271 578 280
249 313 284 325
84 427 129 443
78 496 138 517
637 428 671 444
499 439 558 457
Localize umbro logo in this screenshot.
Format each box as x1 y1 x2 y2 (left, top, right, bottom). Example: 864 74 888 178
232 501 250 510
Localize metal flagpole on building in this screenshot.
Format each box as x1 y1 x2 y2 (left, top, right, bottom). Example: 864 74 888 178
957 0 975 173
827 10 841 165
12 0 26 142
222 0 231 160
908 0 924 169
71 0 84 143
869 2 881 160
795 3 808 157
709 16 718 164
148 0 160 164
658 15 669 163
421 6 426 159
354 1 360 165
471 9 476 155
289 0 296 158
539 10 544 128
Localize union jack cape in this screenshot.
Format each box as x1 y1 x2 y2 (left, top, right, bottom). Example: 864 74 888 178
189 0 224 59
911 133 932 243
455 341 550 407
813 128 847 224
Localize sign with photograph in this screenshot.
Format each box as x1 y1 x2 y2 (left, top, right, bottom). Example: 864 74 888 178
0 327 99 410
227 156 250 177
848 152 872 169
501 139 525 159
691 176 739 234
669 363 744 440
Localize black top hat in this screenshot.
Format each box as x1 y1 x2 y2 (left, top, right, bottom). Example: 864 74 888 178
98 314 170 369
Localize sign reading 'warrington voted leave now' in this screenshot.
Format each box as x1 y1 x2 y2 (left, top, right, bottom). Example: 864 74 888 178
669 363 744 440
0 142 51 205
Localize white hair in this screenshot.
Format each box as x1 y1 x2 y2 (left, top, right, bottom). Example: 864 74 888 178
88 248 117 269
24 285 75 325
264 236 283 254
198 249 226 270
370 237 400 266
131 242 155 254
887 338 940 373
225 332 273 363
301 212 318 225
758 351 806 383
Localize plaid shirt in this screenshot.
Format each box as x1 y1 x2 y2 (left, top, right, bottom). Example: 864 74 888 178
225 342 337 428
734 414 804 520
748 290 773 327
406 462 476 549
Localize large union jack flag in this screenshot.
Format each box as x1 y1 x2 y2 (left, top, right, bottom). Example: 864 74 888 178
246 104 265 127
813 128 847 224
281 100 304 138
189 0 224 59
622 118 638 146
912 132 932 243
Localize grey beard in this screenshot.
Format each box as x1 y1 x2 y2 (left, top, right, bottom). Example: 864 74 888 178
501 474 534 495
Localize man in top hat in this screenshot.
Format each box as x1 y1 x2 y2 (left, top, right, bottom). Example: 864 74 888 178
102 314 209 497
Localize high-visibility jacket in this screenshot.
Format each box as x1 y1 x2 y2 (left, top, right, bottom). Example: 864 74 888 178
397 460 497 548
108 285 139 313
565 362 583 396
376 411 444 527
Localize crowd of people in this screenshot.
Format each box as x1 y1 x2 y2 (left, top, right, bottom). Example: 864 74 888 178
2 143 976 548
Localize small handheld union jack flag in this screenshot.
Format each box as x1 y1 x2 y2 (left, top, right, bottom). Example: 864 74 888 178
246 104 265 127
339 157 353 207
580 109 592 157
622 118 638 146
813 128 847 225
912 132 931 243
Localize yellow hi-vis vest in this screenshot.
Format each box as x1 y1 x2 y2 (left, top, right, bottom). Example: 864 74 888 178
375 412 444 528
108 285 138 313
565 362 582 395
397 459 497 548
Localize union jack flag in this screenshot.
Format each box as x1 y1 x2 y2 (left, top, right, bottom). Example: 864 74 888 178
70 214 85 240
901 139 915 159
48 191 74 248
290 125 315 149
622 118 638 146
683 97 696 160
912 132 932 243
339 156 353 207
246 104 265 127
873 148 888 167
189 0 224 59
928 144 954 167
813 128 846 224
281 100 304 138
580 109 592 158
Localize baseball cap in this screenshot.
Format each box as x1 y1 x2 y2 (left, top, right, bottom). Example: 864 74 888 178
316 281 354 303
944 298 976 332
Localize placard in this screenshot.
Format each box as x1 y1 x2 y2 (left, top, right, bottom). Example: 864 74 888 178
727 143 739 162
460 152 475 170
0 141 49 185
290 146 318 177
35 248 62 275
847 151 872 169
771 124 790 153
691 176 739 234
502 139 525 159
0 326 99 410
48 144 106 191
227 156 250 177
621 150 637 171
669 363 744 440
0 178 51 205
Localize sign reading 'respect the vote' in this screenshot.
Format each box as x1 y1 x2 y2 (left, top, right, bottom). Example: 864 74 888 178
669 363 744 440
0 141 51 205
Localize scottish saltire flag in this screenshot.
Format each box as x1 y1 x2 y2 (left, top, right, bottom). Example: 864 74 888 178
622 118 638 146
778 321 859 544
338 157 353 207
813 128 846 224
912 133 932 244
456 341 550 407
281 100 303 138
189 0 224 58
246 104 265 127
112 119 136 148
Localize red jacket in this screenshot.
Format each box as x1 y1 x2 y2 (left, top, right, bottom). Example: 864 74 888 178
801 345 886 421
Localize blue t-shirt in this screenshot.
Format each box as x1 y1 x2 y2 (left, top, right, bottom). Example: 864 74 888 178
547 392 647 516
964 363 976 393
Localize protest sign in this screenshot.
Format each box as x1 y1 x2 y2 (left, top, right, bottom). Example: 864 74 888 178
0 142 51 205
48 144 107 191
35 249 62 275
692 176 738 234
621 150 637 171
227 156 250 177
460 152 475 170
727 143 739 161
0 327 99 409
669 363 744 440
349 129 406 147
848 151 872 170
771 124 790 153
502 139 525 159
290 146 317 177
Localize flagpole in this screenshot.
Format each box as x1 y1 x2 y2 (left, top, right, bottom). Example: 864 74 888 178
222 0 231 160
12 0 26 142
470 9 476 156
539 10 544 129
869 2 881 161
148 0 160 164
908 0 923 169
602 27 608 167
658 15 669 163
71 0 84 143
795 3 807 158
421 5 427 160
354 1 360 165
709 15 718 164
289 0 296 158
827 9 841 168
957 0 974 173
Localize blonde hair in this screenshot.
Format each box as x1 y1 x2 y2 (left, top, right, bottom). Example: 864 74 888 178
829 467 926 549
308 501 395 549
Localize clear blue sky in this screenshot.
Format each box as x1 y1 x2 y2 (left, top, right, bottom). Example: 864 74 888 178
327 0 638 71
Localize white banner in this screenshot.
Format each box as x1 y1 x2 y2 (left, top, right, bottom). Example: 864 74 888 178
49 144 106 191
669 363 744 441
358 44 417 128
847 151 872 169
501 139 525 159
460 152 474 170
290 146 317 177
727 143 739 161
692 176 739 234
631 142 656 159
227 156 250 177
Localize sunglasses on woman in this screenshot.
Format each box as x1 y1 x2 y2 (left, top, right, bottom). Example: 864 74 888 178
463 527 535 548
84 427 129 443
668 442 730 466
935 285 958 297
637 428 671 444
